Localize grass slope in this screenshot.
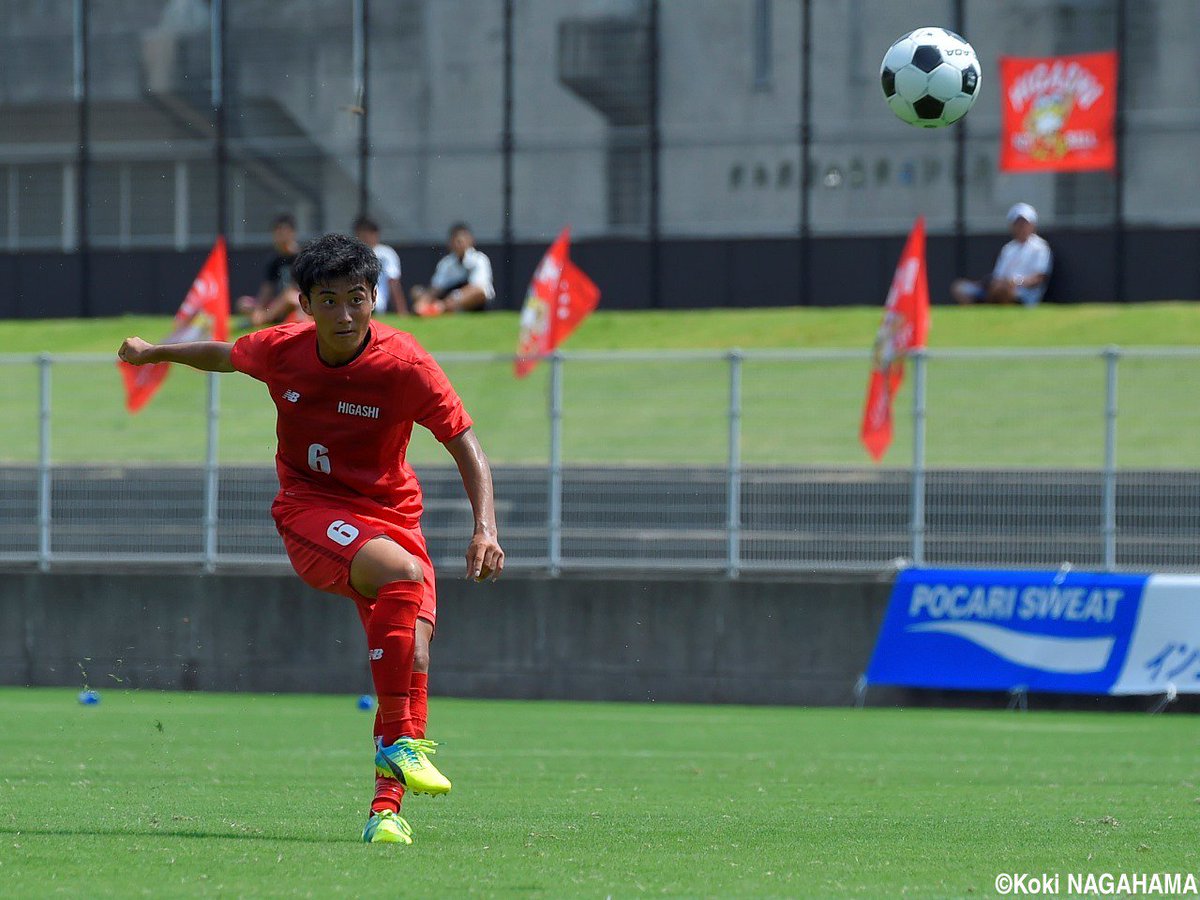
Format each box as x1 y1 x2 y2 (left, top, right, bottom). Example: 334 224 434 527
2 302 1200 353
0 304 1197 467
0 688 1196 898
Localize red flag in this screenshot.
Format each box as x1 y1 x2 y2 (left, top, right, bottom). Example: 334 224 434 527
999 51 1118 173
119 237 230 413
514 228 599 378
860 217 929 462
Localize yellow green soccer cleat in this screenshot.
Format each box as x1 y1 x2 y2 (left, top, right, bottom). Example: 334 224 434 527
362 809 413 845
375 737 452 796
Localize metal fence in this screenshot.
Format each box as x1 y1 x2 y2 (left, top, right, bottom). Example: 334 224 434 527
2 347 1198 575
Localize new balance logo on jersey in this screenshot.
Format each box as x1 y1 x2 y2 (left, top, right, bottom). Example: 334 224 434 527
368 649 383 660
338 401 381 419
282 389 301 403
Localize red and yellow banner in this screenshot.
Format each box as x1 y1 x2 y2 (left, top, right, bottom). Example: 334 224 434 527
514 228 600 378
1000 51 1118 172
860 217 929 463
119 237 230 412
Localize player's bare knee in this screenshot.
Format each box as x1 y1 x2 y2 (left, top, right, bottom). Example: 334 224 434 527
350 537 424 597
371 550 424 586
390 556 425 584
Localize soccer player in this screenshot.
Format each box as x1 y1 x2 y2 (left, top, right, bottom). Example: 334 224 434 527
117 233 505 845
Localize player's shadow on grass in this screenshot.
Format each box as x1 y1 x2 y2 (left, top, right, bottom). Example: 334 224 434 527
0 826 355 844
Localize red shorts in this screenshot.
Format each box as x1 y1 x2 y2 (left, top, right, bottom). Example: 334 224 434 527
271 492 437 628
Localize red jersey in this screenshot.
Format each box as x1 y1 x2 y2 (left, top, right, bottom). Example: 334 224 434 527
231 321 472 522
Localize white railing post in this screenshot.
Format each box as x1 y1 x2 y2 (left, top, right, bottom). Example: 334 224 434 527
203 371 220 572
1102 346 1119 571
910 349 927 567
37 354 52 571
726 350 743 578
547 351 564 576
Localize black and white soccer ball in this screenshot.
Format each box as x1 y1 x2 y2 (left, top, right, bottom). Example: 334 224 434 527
880 27 981 128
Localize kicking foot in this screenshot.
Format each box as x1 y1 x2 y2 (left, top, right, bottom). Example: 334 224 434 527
375 737 452 796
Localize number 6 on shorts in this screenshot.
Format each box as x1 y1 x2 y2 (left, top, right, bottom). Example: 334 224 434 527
326 519 360 546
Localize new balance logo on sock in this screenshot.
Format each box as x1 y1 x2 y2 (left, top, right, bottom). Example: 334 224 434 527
369 648 384 660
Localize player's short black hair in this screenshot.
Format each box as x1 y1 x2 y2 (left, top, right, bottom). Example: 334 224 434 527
292 233 381 296
448 221 472 238
352 215 380 234
272 213 297 231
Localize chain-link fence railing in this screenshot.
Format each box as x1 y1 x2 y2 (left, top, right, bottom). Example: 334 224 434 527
1 347 1197 574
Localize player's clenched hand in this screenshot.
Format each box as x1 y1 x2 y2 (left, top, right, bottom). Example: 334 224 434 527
118 337 157 365
466 530 504 583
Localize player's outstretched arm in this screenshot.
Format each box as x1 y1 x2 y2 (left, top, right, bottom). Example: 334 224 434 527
118 337 235 373
443 427 505 582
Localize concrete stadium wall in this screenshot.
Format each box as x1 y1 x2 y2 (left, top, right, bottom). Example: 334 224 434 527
0 570 896 706
5 569 1195 712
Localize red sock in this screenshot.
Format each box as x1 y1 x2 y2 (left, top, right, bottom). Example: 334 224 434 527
408 672 429 739
371 774 405 814
365 580 423 745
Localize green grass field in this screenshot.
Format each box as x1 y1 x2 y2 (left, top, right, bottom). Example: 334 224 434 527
4 303 1200 353
0 688 1196 897
1 304 1198 468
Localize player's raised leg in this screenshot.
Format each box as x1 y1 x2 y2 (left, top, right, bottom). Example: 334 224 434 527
351 537 451 797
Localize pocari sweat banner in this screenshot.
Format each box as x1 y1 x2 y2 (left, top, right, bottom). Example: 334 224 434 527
866 569 1200 695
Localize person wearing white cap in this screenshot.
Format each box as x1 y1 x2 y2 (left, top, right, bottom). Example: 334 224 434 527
952 202 1053 306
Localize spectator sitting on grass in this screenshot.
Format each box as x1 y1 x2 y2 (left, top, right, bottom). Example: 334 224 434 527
410 222 495 317
951 203 1052 307
354 215 405 315
235 213 306 327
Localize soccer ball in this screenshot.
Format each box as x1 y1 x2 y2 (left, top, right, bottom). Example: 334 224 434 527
880 27 981 128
